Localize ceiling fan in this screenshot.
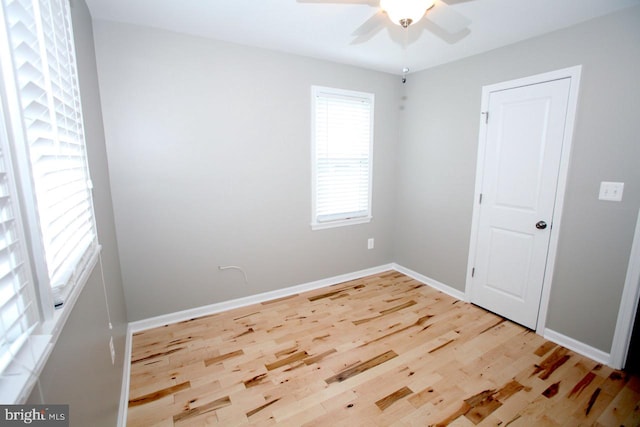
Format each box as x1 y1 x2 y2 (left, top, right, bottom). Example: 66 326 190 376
297 0 472 45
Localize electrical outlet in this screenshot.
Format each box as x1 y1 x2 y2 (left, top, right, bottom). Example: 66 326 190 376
599 181 624 202
367 238 374 250
109 336 115 366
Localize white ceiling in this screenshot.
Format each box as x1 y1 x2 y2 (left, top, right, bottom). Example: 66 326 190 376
84 0 640 75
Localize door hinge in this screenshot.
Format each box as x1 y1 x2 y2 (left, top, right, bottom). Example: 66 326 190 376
471 267 475 277
482 111 489 124
479 193 483 204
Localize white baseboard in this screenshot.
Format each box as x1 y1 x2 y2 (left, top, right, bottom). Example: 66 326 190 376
126 263 463 336
393 264 616 368
126 263 469 336
392 263 467 301
393 263 614 367
128 263 394 333
543 328 610 366
117 324 133 427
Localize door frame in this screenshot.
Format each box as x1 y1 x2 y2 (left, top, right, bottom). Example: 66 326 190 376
465 65 582 334
610 208 640 369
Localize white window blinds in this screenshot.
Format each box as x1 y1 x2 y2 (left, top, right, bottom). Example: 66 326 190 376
0 106 38 375
0 0 99 402
2 0 97 295
312 86 374 228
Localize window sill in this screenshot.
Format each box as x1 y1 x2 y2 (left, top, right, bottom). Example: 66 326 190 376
0 334 51 403
311 216 372 230
44 245 101 344
0 245 101 404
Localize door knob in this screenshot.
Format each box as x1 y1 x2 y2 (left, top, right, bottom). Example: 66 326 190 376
535 221 547 230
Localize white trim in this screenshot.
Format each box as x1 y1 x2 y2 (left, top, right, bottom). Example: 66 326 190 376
544 328 610 366
2 334 50 404
117 324 133 427
609 208 640 369
1 245 101 403
465 65 582 333
310 85 375 231
392 263 467 301
536 66 582 333
128 264 394 333
46 245 101 343
124 262 462 348
311 215 372 230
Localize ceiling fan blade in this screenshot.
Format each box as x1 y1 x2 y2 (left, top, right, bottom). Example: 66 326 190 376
350 12 386 44
425 0 471 34
296 0 378 5
351 11 386 37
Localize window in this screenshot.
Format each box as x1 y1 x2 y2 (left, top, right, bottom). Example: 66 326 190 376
0 98 39 387
311 86 374 229
0 0 99 403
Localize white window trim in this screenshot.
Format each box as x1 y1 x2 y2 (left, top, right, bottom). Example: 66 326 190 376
0 91 100 403
1 245 100 404
311 215 373 231
0 0 101 403
310 85 374 230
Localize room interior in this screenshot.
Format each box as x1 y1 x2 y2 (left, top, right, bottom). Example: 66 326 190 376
16 0 640 425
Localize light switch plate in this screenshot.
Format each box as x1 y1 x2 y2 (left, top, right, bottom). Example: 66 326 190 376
599 181 624 202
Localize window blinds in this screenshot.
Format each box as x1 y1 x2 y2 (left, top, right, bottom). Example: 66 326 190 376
2 0 97 294
313 88 373 224
0 103 38 375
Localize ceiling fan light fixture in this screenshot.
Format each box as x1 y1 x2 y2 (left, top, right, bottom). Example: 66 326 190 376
380 0 435 28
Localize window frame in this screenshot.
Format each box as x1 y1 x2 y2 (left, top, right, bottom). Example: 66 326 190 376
0 0 101 404
310 85 374 230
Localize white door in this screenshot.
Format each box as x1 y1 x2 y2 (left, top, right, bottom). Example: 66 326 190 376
469 77 572 330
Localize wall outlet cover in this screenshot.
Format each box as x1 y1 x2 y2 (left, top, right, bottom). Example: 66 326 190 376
599 181 624 202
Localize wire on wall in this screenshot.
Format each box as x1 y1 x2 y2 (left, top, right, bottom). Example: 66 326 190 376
99 252 113 330
218 265 249 284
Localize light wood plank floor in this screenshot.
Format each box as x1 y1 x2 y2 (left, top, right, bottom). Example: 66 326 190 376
127 271 640 426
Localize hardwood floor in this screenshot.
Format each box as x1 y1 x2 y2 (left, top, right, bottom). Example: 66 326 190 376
126 271 640 426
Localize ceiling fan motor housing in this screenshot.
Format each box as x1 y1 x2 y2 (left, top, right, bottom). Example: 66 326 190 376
380 0 436 27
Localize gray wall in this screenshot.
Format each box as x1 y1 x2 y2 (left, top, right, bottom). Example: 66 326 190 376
26 1 128 426
92 22 400 321
92 5 639 355
396 6 640 353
